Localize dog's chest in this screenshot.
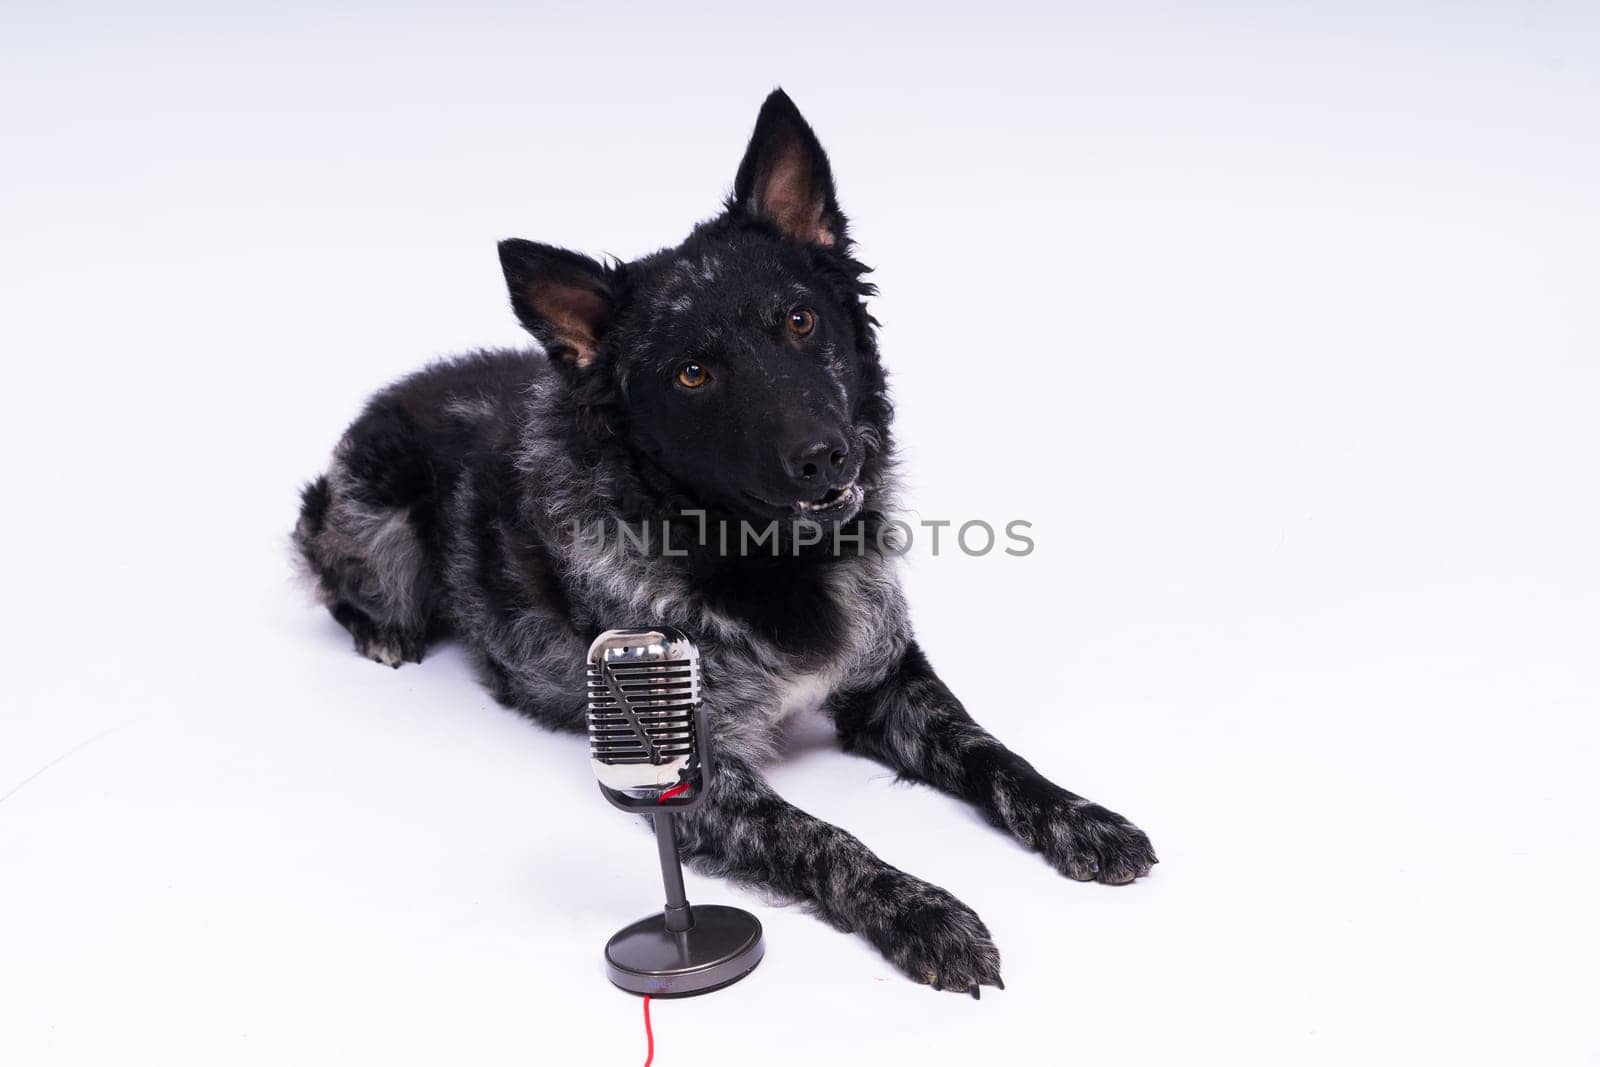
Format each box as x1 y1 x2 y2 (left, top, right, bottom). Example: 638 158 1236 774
771 669 837 722
700 555 907 730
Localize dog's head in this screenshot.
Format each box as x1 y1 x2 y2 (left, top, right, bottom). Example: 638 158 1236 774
498 90 890 526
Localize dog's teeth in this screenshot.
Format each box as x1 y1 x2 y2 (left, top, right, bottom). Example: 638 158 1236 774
796 481 855 511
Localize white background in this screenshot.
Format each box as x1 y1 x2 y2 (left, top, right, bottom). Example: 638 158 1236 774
3 2 1597 1064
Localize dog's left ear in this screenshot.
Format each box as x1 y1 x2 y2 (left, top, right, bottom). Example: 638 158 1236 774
497 240 612 369
731 89 844 248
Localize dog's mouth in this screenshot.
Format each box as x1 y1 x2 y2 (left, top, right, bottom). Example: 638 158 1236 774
744 481 863 518
799 480 857 512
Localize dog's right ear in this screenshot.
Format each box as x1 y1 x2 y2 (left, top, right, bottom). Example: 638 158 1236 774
497 240 612 368
731 89 844 248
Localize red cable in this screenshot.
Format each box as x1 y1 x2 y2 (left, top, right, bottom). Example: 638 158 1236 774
642 779 689 1065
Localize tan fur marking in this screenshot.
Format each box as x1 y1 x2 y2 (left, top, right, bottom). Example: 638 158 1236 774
760 145 836 247
532 281 606 367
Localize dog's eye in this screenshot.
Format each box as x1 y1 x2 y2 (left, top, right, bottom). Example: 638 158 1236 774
787 307 816 337
676 362 710 389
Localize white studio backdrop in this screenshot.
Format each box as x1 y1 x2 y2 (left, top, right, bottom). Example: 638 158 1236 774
2 2 1597 1064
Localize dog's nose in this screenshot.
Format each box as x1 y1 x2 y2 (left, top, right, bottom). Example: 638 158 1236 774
784 434 849 488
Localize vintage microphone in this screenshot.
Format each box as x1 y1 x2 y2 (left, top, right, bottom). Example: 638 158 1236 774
586 627 765 996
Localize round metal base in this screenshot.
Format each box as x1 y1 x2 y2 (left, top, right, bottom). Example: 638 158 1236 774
604 904 764 997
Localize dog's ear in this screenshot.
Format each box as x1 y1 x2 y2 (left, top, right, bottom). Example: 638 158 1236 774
731 89 843 248
497 240 612 368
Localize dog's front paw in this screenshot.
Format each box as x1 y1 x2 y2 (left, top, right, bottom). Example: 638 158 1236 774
1040 799 1158 885
868 878 1003 996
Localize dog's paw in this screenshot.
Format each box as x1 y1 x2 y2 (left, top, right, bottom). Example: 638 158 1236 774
333 603 424 668
358 631 424 669
869 879 1003 996
357 626 425 668
1039 799 1158 885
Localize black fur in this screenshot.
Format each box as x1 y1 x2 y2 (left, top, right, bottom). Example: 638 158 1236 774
294 89 1155 993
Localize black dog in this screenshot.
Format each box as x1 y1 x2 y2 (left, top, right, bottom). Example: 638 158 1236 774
295 90 1155 995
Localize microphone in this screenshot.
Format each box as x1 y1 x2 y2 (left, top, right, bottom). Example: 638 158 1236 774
586 627 765 996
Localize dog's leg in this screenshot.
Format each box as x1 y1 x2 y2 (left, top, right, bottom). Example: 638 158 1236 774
294 452 434 668
674 751 1002 995
830 643 1157 885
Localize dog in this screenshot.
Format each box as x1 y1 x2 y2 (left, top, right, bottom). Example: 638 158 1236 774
295 89 1156 995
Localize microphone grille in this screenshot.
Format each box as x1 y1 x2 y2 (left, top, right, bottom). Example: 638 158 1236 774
586 628 701 792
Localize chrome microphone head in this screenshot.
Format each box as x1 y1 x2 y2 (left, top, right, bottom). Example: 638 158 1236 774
586 627 709 808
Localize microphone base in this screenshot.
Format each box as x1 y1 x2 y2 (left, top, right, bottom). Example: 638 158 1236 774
604 904 765 997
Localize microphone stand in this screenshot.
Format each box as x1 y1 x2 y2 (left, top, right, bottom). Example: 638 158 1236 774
601 787 763 997
654 810 695 934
